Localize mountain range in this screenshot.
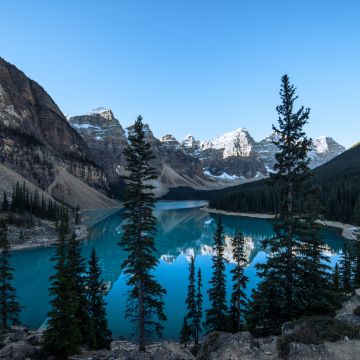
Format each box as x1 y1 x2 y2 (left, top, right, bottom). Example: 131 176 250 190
0 57 346 206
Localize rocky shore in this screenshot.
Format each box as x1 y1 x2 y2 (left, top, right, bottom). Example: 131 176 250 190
202 206 359 241
0 213 88 251
3 291 360 360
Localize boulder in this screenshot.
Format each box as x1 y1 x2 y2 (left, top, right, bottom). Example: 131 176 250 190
197 331 278 360
150 341 194 359
287 339 360 360
0 340 38 360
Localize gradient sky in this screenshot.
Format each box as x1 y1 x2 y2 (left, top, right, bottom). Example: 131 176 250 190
0 0 359 147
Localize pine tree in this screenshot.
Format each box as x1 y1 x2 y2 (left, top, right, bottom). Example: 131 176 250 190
194 268 203 344
87 248 112 350
67 233 90 345
332 263 341 293
0 220 21 329
247 75 332 335
75 205 81 225
352 239 360 289
184 256 197 342
229 229 248 333
339 243 352 293
1 192 9 212
119 116 166 351
295 190 335 315
205 216 228 333
42 207 82 358
180 317 191 345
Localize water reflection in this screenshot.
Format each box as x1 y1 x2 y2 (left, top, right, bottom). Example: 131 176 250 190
11 202 347 339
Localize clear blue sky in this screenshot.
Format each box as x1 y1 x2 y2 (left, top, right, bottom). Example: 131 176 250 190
1 0 359 147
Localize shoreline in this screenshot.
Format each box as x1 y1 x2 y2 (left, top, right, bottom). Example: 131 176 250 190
202 206 359 240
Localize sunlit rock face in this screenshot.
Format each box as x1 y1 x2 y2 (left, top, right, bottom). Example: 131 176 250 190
181 130 266 178
254 132 345 171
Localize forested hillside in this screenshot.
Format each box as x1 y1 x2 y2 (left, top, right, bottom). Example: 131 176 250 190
164 143 360 225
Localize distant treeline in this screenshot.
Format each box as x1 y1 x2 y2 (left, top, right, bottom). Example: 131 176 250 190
1 181 59 221
163 144 360 225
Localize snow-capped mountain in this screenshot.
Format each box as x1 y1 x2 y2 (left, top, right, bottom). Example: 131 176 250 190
181 129 267 178
69 109 207 195
254 132 345 170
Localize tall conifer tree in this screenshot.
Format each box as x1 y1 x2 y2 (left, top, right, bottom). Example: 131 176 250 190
67 233 90 345
205 216 228 333
194 268 203 344
247 75 333 334
1 192 9 212
42 207 82 358
229 229 248 333
119 116 166 351
87 248 112 350
0 220 21 329
184 256 196 342
339 243 352 293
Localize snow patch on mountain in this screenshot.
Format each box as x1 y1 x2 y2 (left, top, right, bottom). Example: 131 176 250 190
199 128 254 158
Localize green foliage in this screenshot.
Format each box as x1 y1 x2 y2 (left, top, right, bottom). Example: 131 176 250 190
180 317 191 345
352 238 360 289
1 192 9 212
184 257 197 342
339 243 353 293
229 229 248 333
75 204 80 225
119 116 166 351
195 268 203 343
42 207 82 358
277 316 360 359
205 216 228 333
247 75 335 336
0 220 21 329
3 181 58 221
67 233 90 345
332 263 341 294
87 248 112 350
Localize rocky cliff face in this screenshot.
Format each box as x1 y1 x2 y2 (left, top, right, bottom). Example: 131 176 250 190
69 108 128 184
0 57 108 193
69 110 207 195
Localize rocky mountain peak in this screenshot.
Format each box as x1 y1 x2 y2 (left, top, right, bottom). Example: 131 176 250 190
161 134 179 147
200 128 255 159
88 107 115 121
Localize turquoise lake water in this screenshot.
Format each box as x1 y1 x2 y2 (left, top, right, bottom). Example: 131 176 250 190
11 201 348 340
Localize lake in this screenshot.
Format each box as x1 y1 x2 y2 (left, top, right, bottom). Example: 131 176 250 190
11 201 348 340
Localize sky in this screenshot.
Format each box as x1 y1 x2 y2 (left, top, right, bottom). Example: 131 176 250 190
0 0 359 148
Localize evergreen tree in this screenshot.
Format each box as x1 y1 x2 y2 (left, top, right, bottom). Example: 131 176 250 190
87 248 112 350
42 207 82 358
339 243 352 293
352 239 360 289
1 192 9 212
229 229 248 333
67 233 90 345
205 216 228 333
194 268 203 344
0 220 21 329
180 317 191 345
295 190 335 315
332 263 341 293
75 205 81 225
247 75 332 335
184 256 196 342
119 116 166 351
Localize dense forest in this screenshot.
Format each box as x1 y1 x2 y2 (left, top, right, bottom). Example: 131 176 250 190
163 143 360 225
